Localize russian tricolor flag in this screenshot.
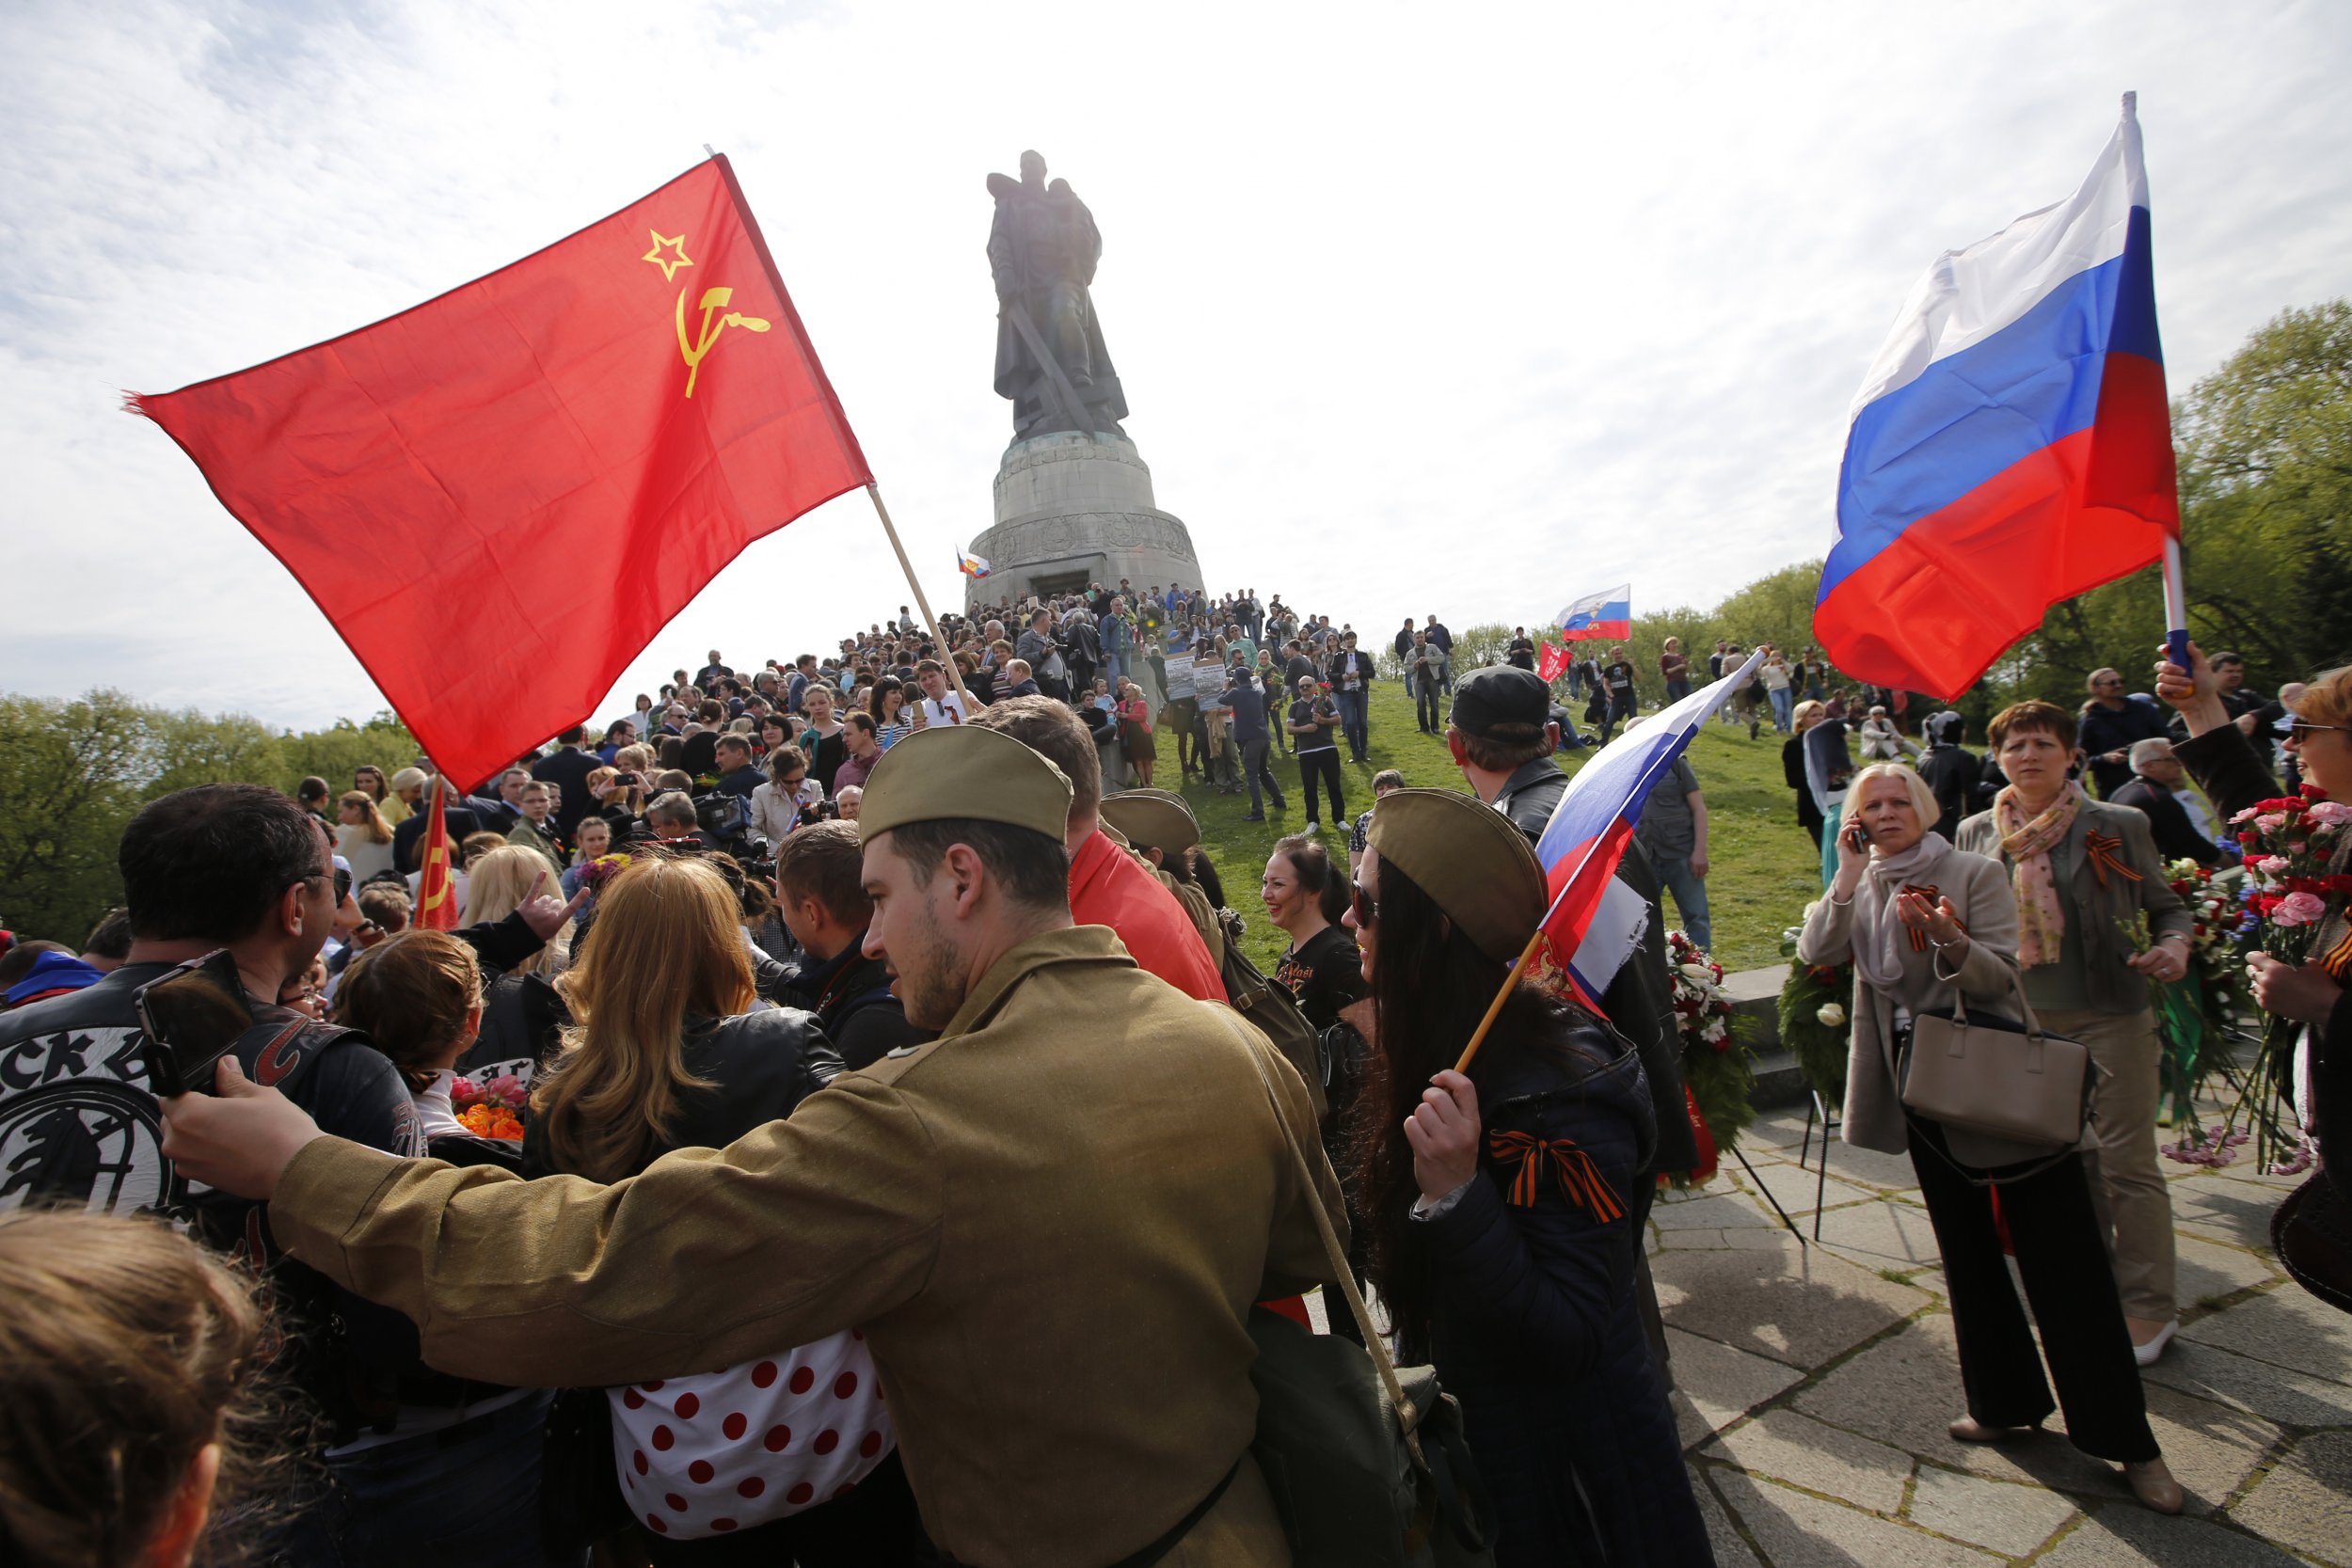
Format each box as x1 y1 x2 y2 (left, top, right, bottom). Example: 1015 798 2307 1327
1556 583 1631 642
1533 648 1765 1002
1816 95 2178 701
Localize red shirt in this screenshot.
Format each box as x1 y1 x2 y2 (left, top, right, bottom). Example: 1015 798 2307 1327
1067 832 1228 1003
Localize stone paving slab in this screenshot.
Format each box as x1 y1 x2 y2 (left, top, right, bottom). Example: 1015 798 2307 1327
1689 1464 1766 1568
1734 1158 1879 1219
2229 1431 2352 1568
2036 1505 2306 1567
2177 1233 2284 1307
1664 1326 1804 1446
2182 1282 2352 1387
1813 1196 1945 1267
1652 1189 1777 1230
1705 1467 2003 1568
2144 1337 2352 1428
1654 1233 1929 1370
2170 1174 2294 1252
1904 1465 2080 1557
1700 1408 1914 1513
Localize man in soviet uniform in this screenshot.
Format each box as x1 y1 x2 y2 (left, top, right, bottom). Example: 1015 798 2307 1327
164 724 1338 1567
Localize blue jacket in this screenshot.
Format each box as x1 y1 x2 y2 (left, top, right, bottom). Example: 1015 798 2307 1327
1222 676 1269 744
1418 1011 1712 1566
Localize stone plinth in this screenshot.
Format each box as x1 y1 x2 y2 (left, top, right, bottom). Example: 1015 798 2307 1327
968 431 1202 608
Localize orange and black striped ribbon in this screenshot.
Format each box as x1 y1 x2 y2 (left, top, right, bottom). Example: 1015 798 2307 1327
1486 1130 1627 1223
2084 831 2144 890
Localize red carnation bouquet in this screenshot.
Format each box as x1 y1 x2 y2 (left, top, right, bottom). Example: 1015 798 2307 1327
2219 784 2350 1173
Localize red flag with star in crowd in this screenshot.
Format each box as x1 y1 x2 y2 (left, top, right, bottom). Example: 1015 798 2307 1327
412 777 460 932
132 157 870 791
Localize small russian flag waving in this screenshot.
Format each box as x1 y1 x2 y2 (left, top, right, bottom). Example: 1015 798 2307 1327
1817 94 2177 701
1533 648 1765 1002
1556 584 1631 642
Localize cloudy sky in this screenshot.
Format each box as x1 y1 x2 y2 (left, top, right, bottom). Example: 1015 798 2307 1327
4 0 2348 731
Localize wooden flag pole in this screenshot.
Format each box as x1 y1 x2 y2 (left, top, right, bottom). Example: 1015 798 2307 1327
1454 927 1548 1074
866 482 978 713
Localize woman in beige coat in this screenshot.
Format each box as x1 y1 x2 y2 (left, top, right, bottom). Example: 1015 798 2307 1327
1800 764 2180 1513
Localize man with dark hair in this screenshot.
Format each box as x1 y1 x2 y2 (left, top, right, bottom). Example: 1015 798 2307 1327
1598 644 1640 743
968 696 1226 1001
532 726 600 838
164 723 1340 1568
2077 669 2169 800
1446 667 1696 1372
771 821 930 1069
711 735 763 800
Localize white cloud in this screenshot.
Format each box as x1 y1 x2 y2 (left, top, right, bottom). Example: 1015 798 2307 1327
2 0 2346 729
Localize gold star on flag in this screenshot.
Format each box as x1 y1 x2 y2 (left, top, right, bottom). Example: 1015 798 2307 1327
643 230 692 282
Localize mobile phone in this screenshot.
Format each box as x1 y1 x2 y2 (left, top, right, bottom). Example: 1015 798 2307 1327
1844 822 1870 850
134 949 256 1097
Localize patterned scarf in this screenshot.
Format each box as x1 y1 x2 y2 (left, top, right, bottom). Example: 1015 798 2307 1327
1995 781 2086 969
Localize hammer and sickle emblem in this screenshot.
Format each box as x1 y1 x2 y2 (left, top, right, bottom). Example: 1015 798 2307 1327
675 285 771 398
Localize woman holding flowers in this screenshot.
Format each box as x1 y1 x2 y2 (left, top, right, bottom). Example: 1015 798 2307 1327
1800 763 2182 1513
1955 701 2191 1368
2157 647 2352 1305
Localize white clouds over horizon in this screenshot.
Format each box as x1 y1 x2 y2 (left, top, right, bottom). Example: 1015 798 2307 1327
3 0 2347 729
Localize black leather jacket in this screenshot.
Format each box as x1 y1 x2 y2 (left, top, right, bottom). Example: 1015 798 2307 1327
522 1006 843 1179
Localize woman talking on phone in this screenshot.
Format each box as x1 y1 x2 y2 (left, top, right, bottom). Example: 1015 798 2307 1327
1343 788 1706 1564
1797 764 2181 1512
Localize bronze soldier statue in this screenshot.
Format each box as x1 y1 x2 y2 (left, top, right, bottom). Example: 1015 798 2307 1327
987 150 1128 441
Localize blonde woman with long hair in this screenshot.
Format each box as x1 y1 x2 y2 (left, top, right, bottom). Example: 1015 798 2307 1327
520 855 915 1560
463 845 571 977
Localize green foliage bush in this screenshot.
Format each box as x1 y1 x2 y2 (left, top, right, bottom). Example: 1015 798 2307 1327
0 691 415 943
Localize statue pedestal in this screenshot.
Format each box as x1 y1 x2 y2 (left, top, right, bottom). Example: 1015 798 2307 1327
969 431 1202 611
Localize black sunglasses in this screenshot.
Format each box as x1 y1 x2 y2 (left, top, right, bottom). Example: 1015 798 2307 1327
2288 721 2347 740
1350 881 1377 928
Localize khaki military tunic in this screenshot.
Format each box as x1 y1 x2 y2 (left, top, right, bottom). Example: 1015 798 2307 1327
269 925 1338 1566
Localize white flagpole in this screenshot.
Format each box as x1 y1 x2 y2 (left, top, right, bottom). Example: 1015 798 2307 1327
2161 533 2190 675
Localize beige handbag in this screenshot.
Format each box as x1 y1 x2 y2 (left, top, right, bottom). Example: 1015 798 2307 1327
1898 966 2094 1149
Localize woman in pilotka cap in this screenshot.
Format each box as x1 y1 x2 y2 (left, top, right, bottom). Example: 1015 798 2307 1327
1342 788 1708 1567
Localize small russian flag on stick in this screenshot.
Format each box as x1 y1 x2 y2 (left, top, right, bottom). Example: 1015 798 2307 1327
1454 648 1767 1073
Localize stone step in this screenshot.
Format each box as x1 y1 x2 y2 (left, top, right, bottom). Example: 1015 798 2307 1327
1723 962 1812 1110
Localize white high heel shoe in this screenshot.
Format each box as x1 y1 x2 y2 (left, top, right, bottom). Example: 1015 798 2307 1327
2131 1319 2178 1368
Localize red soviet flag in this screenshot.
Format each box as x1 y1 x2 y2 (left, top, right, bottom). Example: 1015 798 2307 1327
133 157 871 791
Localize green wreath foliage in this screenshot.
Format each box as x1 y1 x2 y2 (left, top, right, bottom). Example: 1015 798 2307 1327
1778 958 1852 1101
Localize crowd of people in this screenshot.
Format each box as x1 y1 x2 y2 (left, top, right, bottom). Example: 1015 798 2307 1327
0 565 2344 1566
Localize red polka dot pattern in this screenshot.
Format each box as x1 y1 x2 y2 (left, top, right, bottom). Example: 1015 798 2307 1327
645 1514 668 1534
688 1460 714 1484
651 1425 675 1451
752 1361 779 1387
833 1370 858 1400
788 1366 815 1395
813 1429 838 1455
664 1493 687 1513
787 1481 815 1506
643 1380 665 1391
723 1412 747 1440
764 1424 792 1452
675 1392 700 1419
860 1431 883 1458
632 1449 648 1476
622 1387 644 1409
738 1477 766 1498
712 1518 738 1532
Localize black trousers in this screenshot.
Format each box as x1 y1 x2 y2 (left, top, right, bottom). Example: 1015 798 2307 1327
1907 1119 2159 1463
1296 749 1345 825
1415 676 1442 733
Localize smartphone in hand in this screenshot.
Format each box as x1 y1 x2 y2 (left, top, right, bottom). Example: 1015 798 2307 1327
133 948 256 1096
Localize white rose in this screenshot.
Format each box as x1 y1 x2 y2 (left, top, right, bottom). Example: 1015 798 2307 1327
1679 963 1714 984
1817 1003 1847 1028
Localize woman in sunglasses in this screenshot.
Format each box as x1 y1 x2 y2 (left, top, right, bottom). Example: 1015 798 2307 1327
2156 646 2352 1305
1340 788 1706 1566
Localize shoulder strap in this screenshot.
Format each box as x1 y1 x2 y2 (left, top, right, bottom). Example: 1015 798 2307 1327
1212 1007 1432 1465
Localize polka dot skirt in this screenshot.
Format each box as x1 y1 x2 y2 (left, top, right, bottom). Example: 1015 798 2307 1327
610 1329 892 1540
